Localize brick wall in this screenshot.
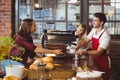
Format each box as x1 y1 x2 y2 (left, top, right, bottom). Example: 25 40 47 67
0 0 12 36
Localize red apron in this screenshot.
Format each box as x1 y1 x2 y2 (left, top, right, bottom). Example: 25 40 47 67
92 31 110 80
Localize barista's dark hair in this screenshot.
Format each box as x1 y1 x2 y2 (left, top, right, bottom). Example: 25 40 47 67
94 12 107 25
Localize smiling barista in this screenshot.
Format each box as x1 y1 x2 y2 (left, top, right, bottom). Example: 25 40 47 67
75 12 111 80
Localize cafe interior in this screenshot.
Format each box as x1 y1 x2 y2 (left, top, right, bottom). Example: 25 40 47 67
0 0 120 80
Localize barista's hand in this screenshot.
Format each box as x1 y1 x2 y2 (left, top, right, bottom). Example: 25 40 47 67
73 45 79 51
54 49 63 55
77 49 86 55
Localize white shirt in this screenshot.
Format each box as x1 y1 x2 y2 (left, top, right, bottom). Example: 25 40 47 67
87 28 111 50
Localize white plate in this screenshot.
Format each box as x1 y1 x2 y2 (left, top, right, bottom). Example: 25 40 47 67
76 70 105 78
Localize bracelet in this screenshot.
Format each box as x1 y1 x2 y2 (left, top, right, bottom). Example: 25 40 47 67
85 48 92 53
84 50 88 56
85 49 87 53
84 48 90 56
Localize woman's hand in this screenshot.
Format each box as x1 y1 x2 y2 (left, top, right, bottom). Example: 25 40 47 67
35 47 63 55
54 49 63 55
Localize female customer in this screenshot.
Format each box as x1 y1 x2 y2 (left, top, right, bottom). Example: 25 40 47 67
75 23 88 59
14 18 63 67
76 23 87 45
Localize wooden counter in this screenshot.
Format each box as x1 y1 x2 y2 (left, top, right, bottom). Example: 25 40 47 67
28 66 75 80
27 53 96 80
0 53 97 80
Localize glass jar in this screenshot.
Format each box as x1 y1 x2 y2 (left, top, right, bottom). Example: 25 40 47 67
37 62 49 80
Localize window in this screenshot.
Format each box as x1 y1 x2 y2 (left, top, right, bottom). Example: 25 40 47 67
16 0 81 40
15 0 120 40
89 0 120 36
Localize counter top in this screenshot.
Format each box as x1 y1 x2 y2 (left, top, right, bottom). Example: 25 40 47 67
28 53 96 80
0 53 96 80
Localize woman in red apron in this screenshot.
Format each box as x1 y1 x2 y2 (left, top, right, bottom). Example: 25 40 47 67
92 31 110 80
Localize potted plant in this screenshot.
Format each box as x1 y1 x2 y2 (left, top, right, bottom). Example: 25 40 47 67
0 36 25 64
0 36 14 62
0 36 25 79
